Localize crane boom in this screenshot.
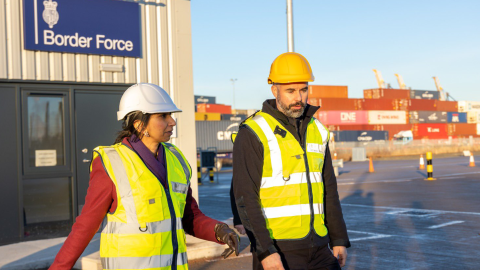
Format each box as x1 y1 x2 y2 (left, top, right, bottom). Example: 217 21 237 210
433 76 446 101
394 74 407 89
373 69 386 88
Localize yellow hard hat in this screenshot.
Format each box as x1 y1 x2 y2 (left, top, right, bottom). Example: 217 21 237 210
268 52 314 84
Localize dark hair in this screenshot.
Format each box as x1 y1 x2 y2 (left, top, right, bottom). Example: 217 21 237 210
115 111 151 144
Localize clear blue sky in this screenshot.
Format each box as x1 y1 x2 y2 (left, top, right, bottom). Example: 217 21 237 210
191 0 480 110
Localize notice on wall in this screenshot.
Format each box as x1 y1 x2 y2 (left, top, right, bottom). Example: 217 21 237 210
35 150 57 167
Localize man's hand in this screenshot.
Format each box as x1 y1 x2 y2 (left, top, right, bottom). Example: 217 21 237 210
261 253 285 270
214 223 240 258
234 224 246 235
332 246 347 267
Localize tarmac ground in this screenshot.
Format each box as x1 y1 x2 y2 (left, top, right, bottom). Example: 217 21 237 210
192 155 480 269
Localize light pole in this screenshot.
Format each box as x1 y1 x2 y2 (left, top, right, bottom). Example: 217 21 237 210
286 0 294 52
230 78 237 113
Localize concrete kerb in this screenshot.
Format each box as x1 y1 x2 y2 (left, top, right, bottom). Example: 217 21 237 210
0 220 236 270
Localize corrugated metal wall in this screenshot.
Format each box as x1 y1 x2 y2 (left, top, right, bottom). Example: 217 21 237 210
0 0 169 87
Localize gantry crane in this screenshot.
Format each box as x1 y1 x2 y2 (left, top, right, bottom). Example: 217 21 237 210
394 74 407 89
372 69 386 88
432 76 453 101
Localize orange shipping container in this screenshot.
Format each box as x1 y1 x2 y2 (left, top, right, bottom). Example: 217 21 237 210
435 101 458 112
447 123 477 136
195 112 221 121
316 98 363 111
308 85 348 99
408 99 436 111
197 104 232 114
362 99 408 111
363 88 411 99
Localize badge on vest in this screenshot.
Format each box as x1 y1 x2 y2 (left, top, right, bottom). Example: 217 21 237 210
149 198 155 204
307 143 326 154
274 125 287 138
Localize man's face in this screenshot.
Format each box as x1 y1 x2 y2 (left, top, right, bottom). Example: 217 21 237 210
271 82 308 118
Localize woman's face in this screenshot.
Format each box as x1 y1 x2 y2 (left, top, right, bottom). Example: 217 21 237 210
144 113 176 143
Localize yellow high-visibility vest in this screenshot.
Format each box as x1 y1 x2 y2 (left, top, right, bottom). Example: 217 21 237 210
243 111 329 240
92 142 191 270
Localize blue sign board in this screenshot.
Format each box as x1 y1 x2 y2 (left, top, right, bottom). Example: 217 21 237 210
23 0 141 57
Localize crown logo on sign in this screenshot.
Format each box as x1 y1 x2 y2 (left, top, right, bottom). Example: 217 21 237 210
43 0 59 29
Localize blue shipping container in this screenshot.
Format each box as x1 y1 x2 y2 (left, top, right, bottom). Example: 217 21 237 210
447 112 467 123
332 130 389 142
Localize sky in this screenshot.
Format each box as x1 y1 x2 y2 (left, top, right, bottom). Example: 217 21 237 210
191 0 480 110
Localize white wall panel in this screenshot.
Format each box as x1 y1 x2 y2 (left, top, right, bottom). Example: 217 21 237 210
62 54 75 81
6 0 22 79
136 4 148 83
49 52 63 81
113 57 125 84
0 0 7 78
101 56 113 83
19 0 35 80
36 52 49 80
124 58 136 84
88 55 100 82
76 55 88 82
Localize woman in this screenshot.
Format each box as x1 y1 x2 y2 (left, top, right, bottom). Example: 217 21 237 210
50 83 239 270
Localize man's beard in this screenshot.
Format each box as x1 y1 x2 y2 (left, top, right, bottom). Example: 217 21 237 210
277 97 306 118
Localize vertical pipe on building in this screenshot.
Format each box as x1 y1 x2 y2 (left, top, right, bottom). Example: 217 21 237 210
145 2 152 83
167 0 175 99
286 0 294 52
156 1 163 88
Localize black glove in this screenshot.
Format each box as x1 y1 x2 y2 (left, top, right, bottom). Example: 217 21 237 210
214 223 240 259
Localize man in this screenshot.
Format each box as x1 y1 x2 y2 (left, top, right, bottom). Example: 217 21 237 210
232 52 350 270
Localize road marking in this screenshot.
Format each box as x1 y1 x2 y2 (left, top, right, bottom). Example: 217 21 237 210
205 252 252 262
338 179 413 185
386 210 438 217
341 203 480 216
348 230 393 242
439 176 465 180
428 221 465 229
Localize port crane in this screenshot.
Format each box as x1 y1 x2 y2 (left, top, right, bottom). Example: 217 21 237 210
432 76 455 101
394 74 407 89
372 69 386 88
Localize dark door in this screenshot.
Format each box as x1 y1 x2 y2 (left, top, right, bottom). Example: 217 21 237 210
75 91 122 214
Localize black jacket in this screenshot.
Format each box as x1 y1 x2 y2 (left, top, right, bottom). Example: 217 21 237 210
232 99 350 261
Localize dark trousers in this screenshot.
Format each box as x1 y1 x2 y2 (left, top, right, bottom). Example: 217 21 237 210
253 245 341 270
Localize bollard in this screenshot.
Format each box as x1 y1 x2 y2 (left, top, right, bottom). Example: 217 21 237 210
425 152 436 180
197 160 202 185
209 168 215 183
469 153 475 167
368 157 374 173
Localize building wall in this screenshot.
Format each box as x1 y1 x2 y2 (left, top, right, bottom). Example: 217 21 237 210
0 0 198 200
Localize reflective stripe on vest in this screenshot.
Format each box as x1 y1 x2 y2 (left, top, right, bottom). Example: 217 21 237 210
95 143 191 270
245 112 329 240
101 252 188 270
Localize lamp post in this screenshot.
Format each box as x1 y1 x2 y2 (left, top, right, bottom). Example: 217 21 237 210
286 0 294 52
230 78 237 113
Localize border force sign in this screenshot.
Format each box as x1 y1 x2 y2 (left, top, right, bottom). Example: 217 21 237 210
23 0 142 57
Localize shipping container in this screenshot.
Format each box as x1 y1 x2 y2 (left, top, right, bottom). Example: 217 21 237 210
371 124 413 140
325 125 370 131
410 90 440 100
308 97 319 106
409 111 447 124
467 111 480 123
221 114 247 121
197 103 232 114
308 85 348 99
458 101 480 112
412 124 448 139
363 88 410 99
247 109 259 116
196 120 241 152
368 111 408 124
408 99 437 111
316 111 368 125
195 112 221 121
447 123 477 136
194 95 216 105
447 112 467 123
435 101 458 112
331 130 388 142
362 99 408 111
232 109 248 115
316 98 363 111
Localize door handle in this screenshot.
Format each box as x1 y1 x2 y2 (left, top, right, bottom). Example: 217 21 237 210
83 159 91 163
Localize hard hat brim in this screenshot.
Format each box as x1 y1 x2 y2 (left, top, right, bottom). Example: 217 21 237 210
117 106 182 121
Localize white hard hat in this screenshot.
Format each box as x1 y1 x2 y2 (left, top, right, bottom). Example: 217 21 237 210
117 83 182 120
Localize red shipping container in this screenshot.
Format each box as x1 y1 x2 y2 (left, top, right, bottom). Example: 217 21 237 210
325 125 371 131
316 111 368 125
309 85 348 98
447 123 477 135
308 97 319 106
362 99 409 111
412 123 448 139
435 101 458 112
317 98 363 111
197 104 232 114
363 88 411 99
408 99 436 111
